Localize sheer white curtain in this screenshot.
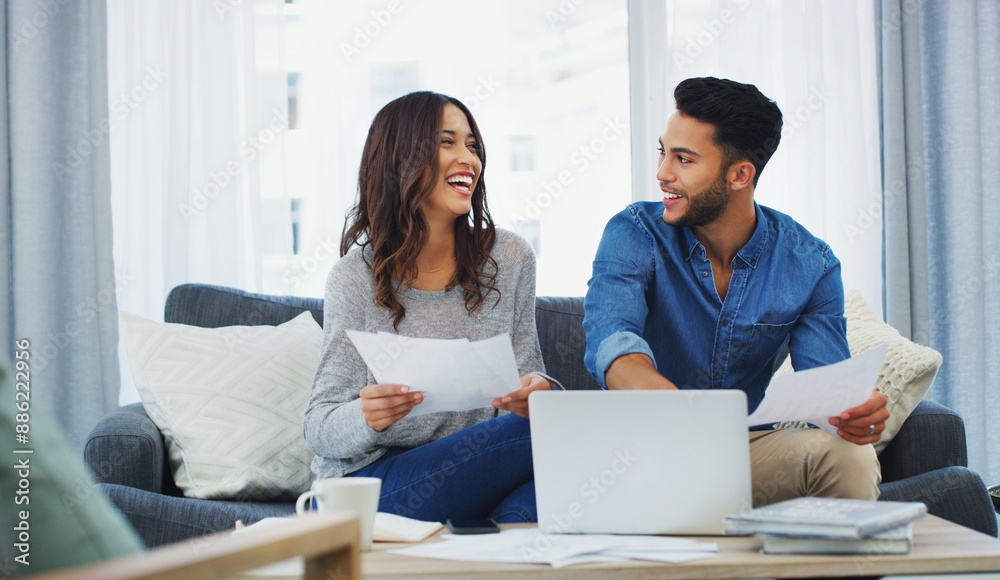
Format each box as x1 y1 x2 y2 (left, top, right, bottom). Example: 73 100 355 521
267 0 372 298
107 0 289 403
631 0 883 311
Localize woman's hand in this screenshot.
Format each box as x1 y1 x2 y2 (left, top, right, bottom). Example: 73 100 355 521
359 383 423 431
492 374 551 419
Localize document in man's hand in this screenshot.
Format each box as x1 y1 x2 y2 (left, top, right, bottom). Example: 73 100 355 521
345 330 521 416
747 343 888 434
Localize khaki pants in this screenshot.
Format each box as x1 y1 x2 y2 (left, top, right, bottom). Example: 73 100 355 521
748 428 881 507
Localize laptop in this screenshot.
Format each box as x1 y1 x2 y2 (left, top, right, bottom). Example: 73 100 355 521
529 390 752 535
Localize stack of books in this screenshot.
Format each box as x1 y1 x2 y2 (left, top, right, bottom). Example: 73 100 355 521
724 497 927 555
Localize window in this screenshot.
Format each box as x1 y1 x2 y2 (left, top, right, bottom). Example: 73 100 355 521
637 0 883 310
509 136 536 172
267 0 631 298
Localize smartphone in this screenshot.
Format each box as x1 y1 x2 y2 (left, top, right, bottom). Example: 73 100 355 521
446 517 500 534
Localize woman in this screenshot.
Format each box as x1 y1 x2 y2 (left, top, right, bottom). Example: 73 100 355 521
303 91 553 524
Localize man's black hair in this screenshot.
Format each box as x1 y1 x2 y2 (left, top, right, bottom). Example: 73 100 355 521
673 77 783 186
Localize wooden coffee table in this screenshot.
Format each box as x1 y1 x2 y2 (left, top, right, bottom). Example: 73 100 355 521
362 515 1000 579
36 512 360 580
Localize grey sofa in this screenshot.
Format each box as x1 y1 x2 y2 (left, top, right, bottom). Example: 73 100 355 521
85 284 999 547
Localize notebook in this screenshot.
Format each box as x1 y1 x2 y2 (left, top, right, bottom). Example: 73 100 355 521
529 390 752 535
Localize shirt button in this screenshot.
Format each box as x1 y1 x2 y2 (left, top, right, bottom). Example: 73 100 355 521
713 373 721 379
701 271 709 277
721 319 729 326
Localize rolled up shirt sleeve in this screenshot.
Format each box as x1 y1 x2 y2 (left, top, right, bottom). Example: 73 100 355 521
593 331 657 389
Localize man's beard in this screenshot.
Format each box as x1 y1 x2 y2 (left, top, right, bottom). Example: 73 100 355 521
667 169 730 228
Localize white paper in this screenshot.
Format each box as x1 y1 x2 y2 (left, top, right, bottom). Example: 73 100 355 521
602 550 717 564
373 512 443 542
234 513 445 576
388 528 718 568
748 344 888 435
345 330 521 416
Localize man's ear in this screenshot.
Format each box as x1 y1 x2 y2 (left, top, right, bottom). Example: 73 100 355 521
728 160 756 191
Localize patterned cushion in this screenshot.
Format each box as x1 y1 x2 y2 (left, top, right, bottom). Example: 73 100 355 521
771 290 942 453
843 290 942 453
120 311 321 500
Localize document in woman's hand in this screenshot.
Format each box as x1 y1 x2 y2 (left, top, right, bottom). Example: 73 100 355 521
345 330 521 416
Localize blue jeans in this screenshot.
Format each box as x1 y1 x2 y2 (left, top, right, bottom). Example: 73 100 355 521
348 413 536 523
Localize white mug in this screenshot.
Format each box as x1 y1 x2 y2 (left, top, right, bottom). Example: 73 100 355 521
296 477 382 551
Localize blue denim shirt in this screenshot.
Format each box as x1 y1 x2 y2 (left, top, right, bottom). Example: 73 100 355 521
583 201 850 413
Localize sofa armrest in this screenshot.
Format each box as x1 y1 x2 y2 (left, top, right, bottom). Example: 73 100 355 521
878 399 968 483
84 403 167 495
879 466 997 537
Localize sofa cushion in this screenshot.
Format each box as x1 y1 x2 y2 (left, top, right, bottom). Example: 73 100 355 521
534 296 600 390
165 283 324 328
120 311 321 500
772 290 942 453
844 290 942 453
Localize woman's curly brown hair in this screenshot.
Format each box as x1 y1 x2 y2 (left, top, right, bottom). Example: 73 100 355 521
340 91 499 329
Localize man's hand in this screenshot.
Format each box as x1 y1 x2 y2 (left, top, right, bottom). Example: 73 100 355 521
492 374 550 418
359 383 422 431
829 390 889 445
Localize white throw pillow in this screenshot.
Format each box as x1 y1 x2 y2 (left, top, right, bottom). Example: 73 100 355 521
844 290 942 453
120 311 321 500
771 290 942 453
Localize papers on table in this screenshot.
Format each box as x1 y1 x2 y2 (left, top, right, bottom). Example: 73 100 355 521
235 517 718 570
235 513 446 576
374 512 443 542
388 528 718 568
748 343 888 435
345 330 521 416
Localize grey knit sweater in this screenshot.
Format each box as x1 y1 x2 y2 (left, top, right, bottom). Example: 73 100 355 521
304 228 546 478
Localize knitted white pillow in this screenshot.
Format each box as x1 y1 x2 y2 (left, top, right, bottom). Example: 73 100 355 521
121 311 321 500
844 290 942 453
771 290 942 453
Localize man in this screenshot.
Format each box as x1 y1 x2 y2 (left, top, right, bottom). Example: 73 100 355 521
583 77 887 506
